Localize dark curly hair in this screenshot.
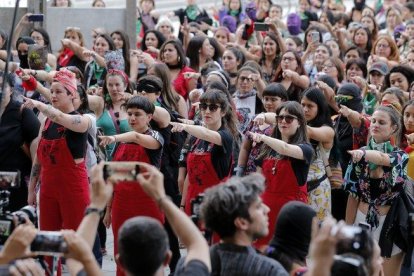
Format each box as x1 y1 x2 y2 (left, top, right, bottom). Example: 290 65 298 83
201 173 265 238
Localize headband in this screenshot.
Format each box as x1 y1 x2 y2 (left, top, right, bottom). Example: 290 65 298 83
107 69 129 85
208 70 229 89
53 69 77 96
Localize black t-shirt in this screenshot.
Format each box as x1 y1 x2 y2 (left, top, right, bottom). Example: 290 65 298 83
0 101 40 174
256 143 313 186
142 128 164 168
181 127 233 180
42 112 87 159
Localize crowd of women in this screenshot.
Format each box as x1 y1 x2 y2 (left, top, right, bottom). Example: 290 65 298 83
1 0 414 275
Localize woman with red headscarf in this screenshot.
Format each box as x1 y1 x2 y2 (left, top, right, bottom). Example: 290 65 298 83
25 69 91 275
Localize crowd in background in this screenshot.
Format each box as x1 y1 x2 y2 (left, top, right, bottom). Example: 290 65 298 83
1 0 414 275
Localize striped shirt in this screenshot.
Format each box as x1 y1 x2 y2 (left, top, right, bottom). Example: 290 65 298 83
210 243 289 276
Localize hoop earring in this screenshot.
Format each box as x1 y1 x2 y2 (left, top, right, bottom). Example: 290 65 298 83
178 56 181 62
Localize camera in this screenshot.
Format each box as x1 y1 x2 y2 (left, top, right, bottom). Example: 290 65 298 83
190 194 204 225
30 231 68 256
335 225 369 254
0 205 37 245
0 171 37 245
0 171 20 189
103 162 140 182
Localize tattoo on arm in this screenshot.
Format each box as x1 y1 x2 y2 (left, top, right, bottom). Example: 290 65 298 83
30 163 41 180
71 115 82 125
43 105 58 120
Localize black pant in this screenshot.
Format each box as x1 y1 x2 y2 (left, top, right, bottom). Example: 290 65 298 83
164 218 181 274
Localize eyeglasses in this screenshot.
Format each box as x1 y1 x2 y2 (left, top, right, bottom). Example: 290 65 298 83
376 44 390 49
282 56 295 62
276 114 297 124
31 36 44 41
239 76 254 82
323 64 335 69
199 103 221 112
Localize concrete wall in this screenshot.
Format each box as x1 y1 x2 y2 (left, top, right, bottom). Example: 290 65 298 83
0 0 136 53
45 7 127 51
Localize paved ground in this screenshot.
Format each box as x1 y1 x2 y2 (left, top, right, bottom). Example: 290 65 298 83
101 227 116 276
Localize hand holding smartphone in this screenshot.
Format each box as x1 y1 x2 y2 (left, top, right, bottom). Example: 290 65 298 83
103 162 141 182
28 14 44 22
254 22 269 32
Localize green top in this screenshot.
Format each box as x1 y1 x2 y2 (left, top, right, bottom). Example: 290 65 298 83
363 93 377 116
96 109 131 159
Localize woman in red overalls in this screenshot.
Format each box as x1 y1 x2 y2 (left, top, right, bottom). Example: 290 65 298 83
25 69 91 275
250 101 313 250
171 89 238 216
99 96 164 276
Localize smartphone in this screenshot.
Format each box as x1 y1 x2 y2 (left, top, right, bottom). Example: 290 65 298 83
254 22 269 31
311 31 319 43
103 162 140 182
28 14 44 22
30 231 68 256
0 171 20 189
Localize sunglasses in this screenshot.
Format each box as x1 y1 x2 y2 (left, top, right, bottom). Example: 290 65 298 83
335 95 354 104
276 114 297 124
199 103 221 112
239 76 254 82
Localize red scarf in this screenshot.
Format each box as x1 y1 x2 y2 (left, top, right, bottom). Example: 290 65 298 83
58 48 75 68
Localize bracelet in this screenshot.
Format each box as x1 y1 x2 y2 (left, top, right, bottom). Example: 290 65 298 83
113 135 117 143
85 207 105 218
361 148 366 159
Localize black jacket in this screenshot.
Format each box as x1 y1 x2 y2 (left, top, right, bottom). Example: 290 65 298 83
379 189 414 260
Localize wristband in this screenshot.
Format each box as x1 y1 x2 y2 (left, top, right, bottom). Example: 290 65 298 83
361 148 366 159
85 207 104 218
22 75 37 91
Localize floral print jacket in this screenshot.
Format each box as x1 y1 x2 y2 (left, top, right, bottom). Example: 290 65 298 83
343 146 408 228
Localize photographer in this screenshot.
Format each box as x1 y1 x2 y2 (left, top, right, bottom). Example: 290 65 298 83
0 71 40 212
200 173 288 275
0 161 112 276
307 218 384 276
117 162 211 275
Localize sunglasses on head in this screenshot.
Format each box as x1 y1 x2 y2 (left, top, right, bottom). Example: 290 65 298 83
199 103 221 112
335 95 354 104
276 114 297 124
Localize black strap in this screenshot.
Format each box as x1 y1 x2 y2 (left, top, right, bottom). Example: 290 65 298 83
108 108 121 134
